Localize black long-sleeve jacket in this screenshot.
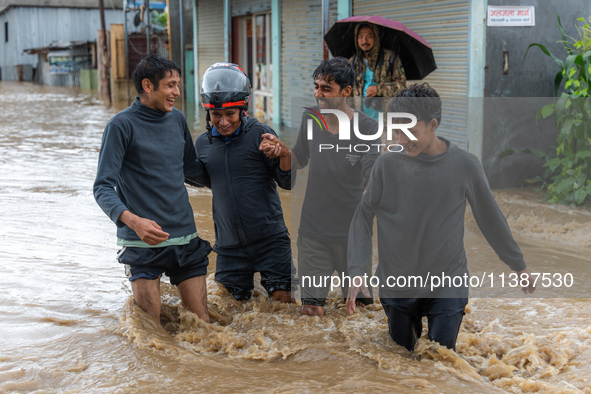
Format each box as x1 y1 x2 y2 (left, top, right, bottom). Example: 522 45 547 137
190 116 293 248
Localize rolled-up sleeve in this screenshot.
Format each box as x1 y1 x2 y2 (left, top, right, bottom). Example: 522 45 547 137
274 165 293 190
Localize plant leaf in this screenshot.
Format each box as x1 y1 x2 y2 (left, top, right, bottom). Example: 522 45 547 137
557 14 574 55
524 43 565 70
554 72 564 96
545 157 562 172
556 177 574 194
540 103 556 118
524 176 543 184
574 188 587 205
499 149 515 158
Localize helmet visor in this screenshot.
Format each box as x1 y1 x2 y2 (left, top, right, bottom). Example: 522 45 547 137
201 68 250 94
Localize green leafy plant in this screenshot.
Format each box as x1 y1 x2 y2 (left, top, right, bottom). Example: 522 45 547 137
151 10 168 31
523 15 591 205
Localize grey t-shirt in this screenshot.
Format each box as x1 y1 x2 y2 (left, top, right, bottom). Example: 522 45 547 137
292 108 380 243
348 138 527 297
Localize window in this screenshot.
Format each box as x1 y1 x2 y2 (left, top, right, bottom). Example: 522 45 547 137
4 22 7 42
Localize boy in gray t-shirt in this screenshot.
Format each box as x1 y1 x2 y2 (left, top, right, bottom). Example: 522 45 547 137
346 83 535 351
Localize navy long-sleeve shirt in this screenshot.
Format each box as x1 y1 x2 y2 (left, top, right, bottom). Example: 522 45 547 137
93 98 204 240
192 116 292 248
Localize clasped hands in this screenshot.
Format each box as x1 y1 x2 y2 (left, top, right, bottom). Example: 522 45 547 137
259 133 289 158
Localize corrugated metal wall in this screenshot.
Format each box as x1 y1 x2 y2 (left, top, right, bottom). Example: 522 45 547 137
354 0 470 148
231 0 270 16
0 6 125 81
197 0 225 83
281 0 337 127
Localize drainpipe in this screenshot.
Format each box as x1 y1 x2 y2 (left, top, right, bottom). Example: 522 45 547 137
322 0 329 60
224 0 231 62
124 0 130 105
271 0 281 125
179 0 185 113
193 0 199 120
146 0 151 54
467 0 487 160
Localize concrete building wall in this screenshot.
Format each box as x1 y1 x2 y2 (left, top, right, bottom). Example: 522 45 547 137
482 0 590 188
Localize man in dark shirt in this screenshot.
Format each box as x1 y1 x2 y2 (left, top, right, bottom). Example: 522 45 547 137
94 55 212 323
263 57 380 316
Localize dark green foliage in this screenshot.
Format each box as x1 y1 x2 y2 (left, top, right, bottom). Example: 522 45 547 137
523 15 591 205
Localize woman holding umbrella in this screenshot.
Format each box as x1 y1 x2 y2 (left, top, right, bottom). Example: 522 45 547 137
350 22 407 119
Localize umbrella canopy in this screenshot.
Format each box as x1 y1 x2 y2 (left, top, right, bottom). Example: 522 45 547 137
324 15 437 80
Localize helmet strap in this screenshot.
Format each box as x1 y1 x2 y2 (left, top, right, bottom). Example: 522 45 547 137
205 111 213 144
240 109 248 126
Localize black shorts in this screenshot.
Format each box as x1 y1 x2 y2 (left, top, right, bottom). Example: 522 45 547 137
214 232 295 301
117 236 212 286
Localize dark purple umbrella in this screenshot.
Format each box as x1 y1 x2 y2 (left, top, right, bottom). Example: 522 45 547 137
324 15 436 80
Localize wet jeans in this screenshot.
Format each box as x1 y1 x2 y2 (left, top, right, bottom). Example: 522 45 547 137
214 232 295 301
380 297 468 352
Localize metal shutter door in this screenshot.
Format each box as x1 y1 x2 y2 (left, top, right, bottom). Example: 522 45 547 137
354 0 470 149
197 0 225 81
281 0 337 127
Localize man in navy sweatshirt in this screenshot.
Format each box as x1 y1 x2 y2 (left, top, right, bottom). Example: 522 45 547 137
94 55 212 323
346 83 535 352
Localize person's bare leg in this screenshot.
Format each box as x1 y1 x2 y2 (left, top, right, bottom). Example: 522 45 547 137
271 290 295 303
178 275 210 323
300 304 324 317
131 278 161 322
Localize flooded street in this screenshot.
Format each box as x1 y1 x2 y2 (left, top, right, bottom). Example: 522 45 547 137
1 82 590 393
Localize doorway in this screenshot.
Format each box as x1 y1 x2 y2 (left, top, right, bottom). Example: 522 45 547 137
232 12 272 124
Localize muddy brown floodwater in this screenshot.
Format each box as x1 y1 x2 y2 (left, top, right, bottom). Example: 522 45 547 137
0 82 590 393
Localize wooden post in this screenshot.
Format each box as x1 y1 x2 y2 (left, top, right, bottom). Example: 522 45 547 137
166 0 172 60
98 0 111 104
110 24 125 80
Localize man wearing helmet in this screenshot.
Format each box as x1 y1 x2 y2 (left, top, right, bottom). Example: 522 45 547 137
189 62 295 303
